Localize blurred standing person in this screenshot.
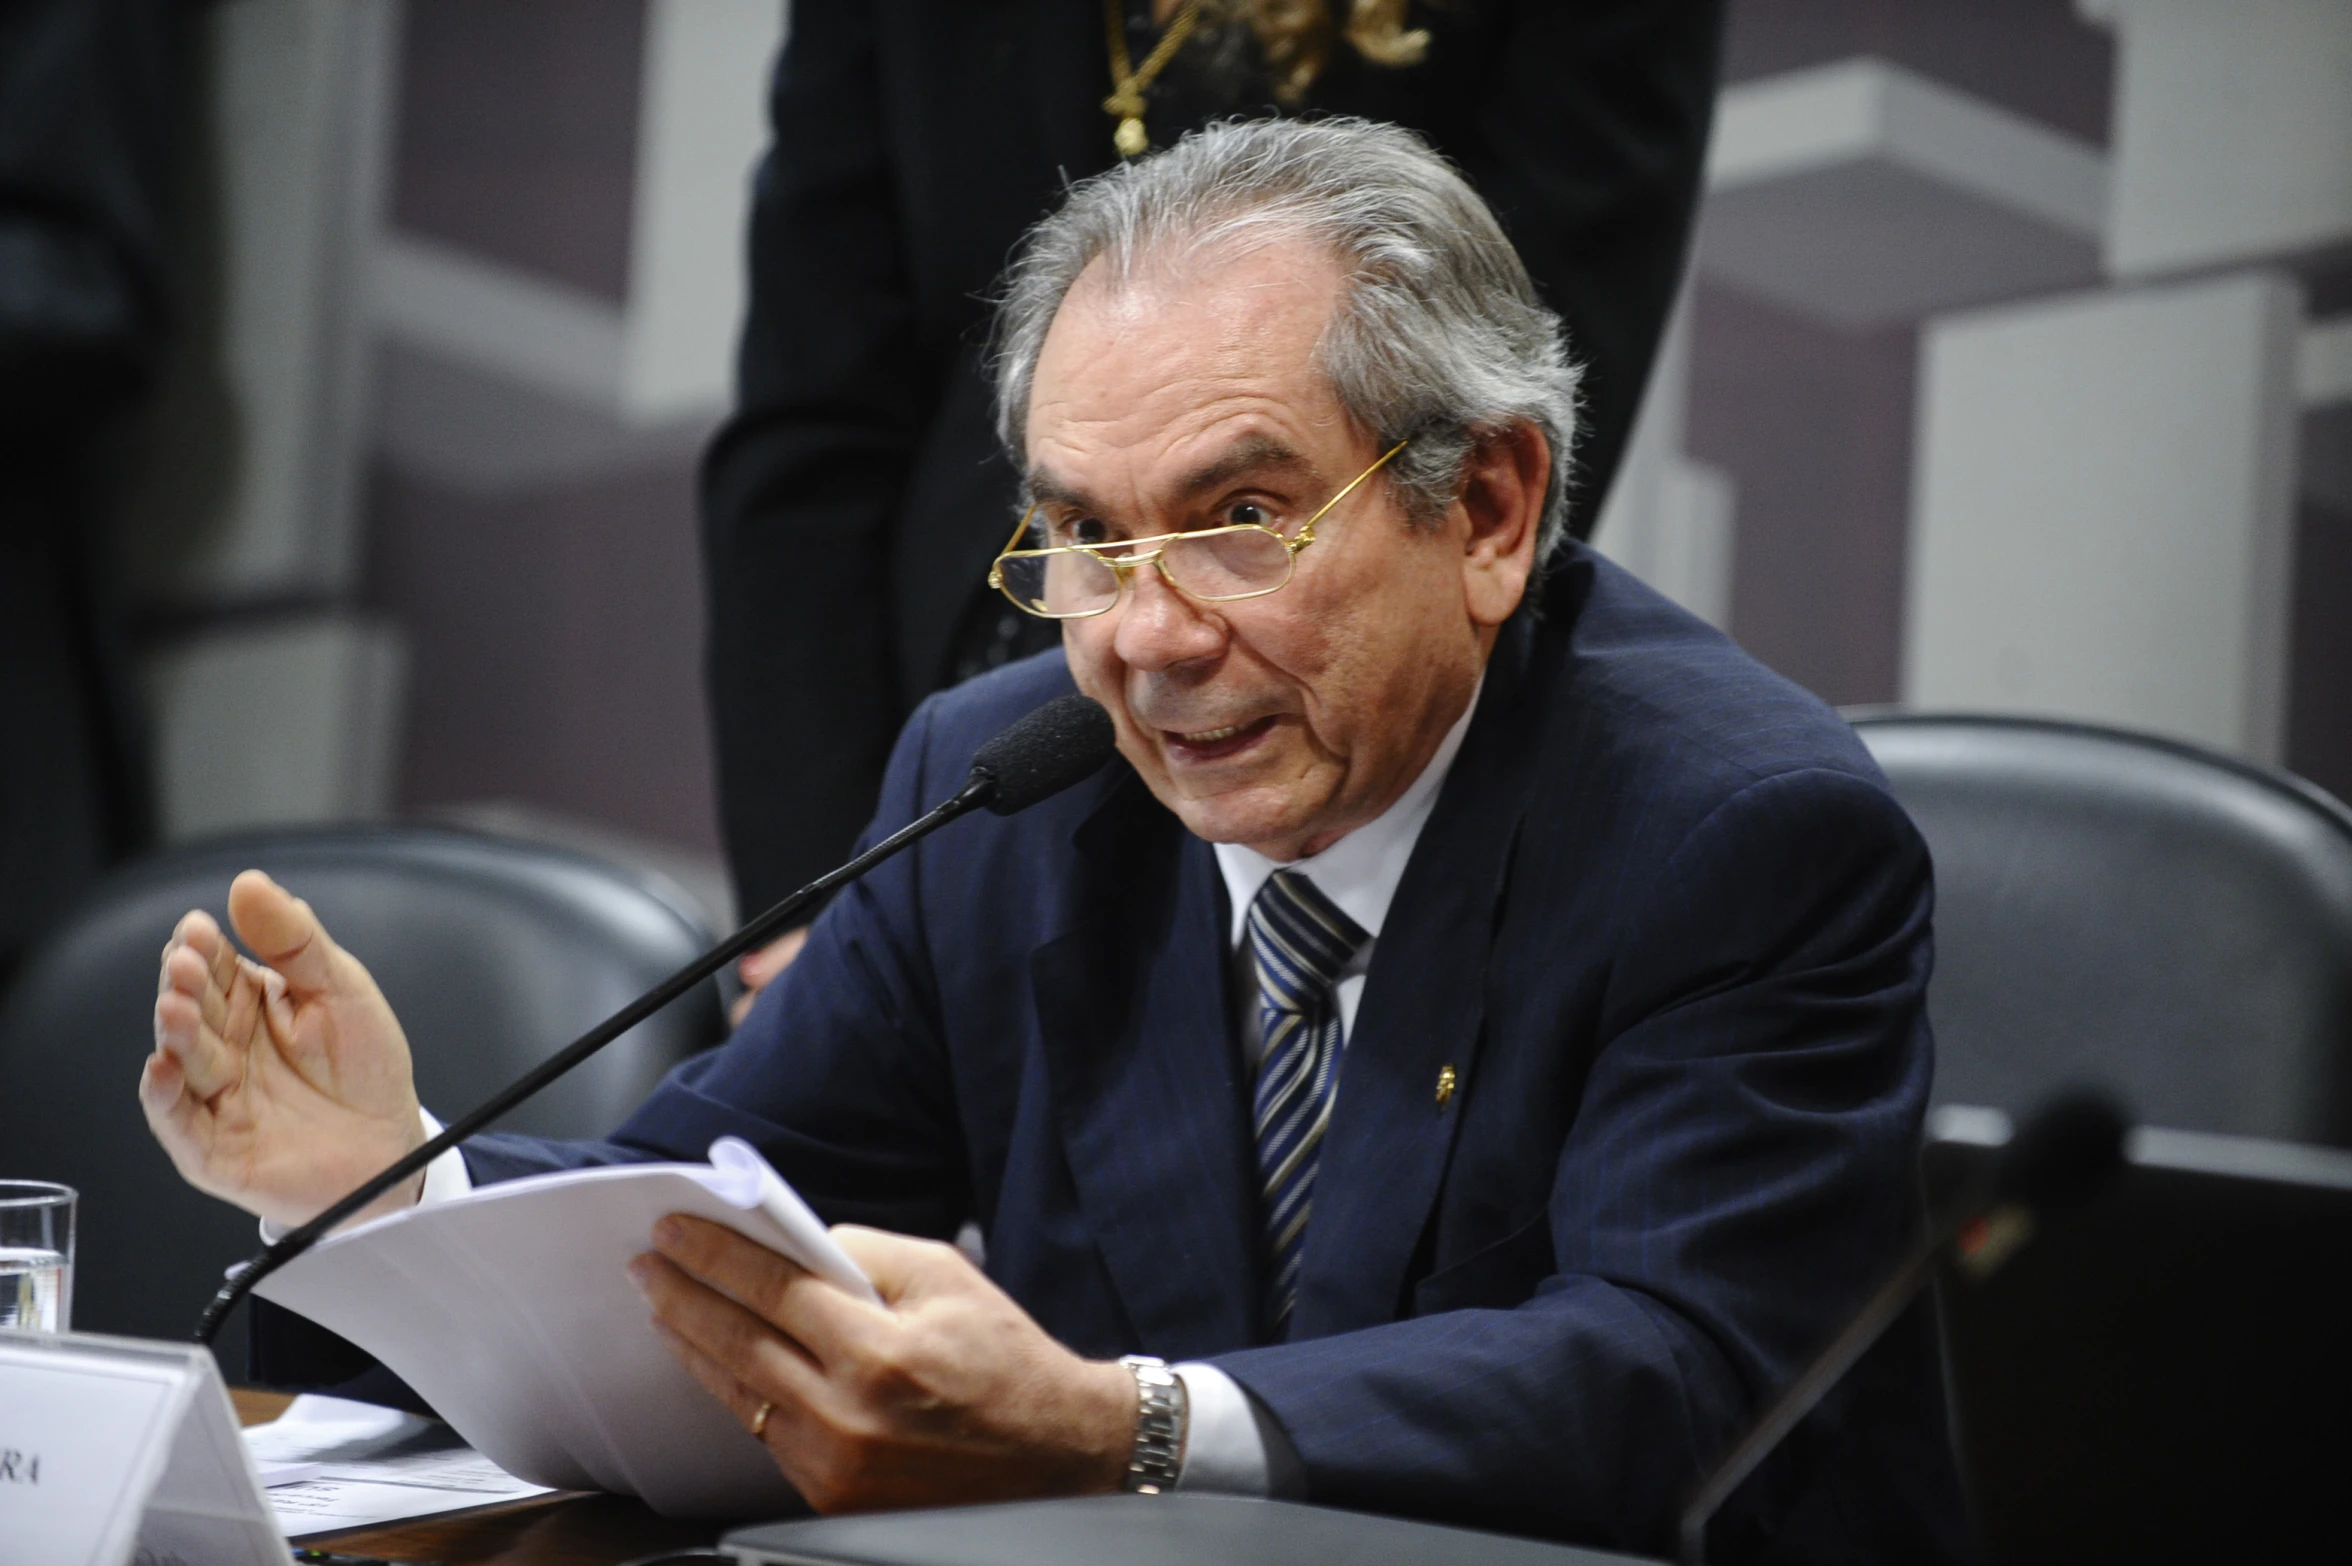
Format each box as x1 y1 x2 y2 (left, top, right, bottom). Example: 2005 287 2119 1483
706 0 1722 1008
0 0 185 992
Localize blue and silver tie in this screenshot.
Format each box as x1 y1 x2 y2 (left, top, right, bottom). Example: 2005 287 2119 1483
1247 868 1369 1336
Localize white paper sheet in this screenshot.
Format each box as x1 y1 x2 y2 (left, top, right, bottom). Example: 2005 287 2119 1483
243 1393 556 1538
263 1472 540 1537
253 1139 875 1517
253 1459 322 1487
242 1390 423 1467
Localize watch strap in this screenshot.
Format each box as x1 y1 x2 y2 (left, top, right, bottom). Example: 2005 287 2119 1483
1117 1354 1187 1494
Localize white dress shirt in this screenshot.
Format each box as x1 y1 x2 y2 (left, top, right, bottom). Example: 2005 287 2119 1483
406 681 1481 1499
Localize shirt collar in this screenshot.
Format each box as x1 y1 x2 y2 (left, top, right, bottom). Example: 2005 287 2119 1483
1211 676 1482 949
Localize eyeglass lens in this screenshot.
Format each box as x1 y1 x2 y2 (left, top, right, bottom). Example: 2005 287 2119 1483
999 527 1294 616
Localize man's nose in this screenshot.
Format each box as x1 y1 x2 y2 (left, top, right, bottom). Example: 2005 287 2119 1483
1109 562 1225 672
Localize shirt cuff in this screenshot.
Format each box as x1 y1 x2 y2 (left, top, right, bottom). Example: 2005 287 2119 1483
1172 1362 1305 1498
415 1106 474 1205
257 1106 471 1242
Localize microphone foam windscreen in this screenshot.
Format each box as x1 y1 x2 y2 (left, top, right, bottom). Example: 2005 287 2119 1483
968 693 1119 815
1995 1088 2130 1209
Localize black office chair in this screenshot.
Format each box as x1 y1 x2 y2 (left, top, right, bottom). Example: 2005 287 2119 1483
0 824 730 1340
1850 713 2352 1146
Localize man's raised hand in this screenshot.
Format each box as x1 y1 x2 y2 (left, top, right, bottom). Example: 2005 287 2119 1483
142 870 427 1228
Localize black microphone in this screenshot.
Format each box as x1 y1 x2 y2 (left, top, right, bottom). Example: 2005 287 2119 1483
968 692 1119 813
192 693 1118 1345
1673 1090 2130 1564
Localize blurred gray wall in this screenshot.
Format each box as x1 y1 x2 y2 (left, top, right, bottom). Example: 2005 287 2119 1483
1594 0 2352 800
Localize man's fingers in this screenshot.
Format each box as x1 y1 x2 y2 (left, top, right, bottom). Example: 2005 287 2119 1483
828 1224 970 1306
650 1315 786 1440
159 939 215 1010
731 928 811 1028
167 909 226 968
139 1049 235 1198
158 925 193 997
652 1213 809 1301
630 1252 828 1406
153 983 200 1050
140 1049 206 1135
739 927 810 988
139 1050 211 1160
157 915 233 1021
138 1046 186 1116
170 943 238 1041
226 870 343 996
154 990 243 1102
203 917 242 1004
155 931 262 1104
651 1215 883 1366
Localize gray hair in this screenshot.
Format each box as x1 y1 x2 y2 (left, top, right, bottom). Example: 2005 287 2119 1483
992 117 1583 565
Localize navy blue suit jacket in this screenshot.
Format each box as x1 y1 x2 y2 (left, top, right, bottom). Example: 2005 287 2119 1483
467 546 1968 1560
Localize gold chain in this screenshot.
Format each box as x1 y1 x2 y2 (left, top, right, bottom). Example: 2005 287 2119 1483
1103 0 1203 158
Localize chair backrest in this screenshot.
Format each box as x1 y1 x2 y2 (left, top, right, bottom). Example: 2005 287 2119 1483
0 824 729 1340
1852 714 2352 1146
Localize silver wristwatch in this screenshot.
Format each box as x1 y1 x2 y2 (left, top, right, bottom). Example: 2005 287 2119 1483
1117 1354 1187 1494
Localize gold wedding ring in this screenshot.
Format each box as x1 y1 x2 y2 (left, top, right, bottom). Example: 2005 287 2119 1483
751 1399 774 1439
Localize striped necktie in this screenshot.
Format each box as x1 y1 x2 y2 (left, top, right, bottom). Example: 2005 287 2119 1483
1246 868 1370 1337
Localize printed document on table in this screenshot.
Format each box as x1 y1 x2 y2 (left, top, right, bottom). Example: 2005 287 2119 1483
243 1393 555 1538
253 1136 872 1517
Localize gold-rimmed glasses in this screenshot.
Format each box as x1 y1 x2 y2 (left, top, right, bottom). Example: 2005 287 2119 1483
986 441 1408 620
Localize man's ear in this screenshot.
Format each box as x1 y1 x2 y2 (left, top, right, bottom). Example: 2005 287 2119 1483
1457 423 1548 628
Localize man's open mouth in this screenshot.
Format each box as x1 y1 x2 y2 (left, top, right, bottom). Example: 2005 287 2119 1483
1162 714 1278 761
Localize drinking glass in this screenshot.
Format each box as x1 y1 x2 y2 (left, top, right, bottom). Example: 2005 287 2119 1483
0 1181 75 1332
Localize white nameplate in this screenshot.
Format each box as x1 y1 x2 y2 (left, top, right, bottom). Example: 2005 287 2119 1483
0 1330 284 1566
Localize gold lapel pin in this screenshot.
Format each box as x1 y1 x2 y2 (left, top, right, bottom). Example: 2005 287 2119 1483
1434 1063 1458 1109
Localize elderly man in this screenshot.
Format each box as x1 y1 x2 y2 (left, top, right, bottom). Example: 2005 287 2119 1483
145 120 1965 1559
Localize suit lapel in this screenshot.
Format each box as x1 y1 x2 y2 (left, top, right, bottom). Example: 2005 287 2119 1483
1291 622 1544 1337
1031 774 1261 1356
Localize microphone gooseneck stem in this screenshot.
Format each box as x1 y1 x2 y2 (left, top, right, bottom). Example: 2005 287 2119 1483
1674 1233 1943 1565
1672 1090 2128 1563
191 775 995 1347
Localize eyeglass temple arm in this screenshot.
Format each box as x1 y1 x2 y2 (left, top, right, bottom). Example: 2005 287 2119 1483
1293 440 1408 547
987 504 1040 586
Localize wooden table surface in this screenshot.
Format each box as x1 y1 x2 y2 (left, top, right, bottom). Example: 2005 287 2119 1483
232 1389 726 1566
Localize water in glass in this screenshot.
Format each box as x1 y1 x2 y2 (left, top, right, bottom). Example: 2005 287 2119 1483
0 1245 67 1331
